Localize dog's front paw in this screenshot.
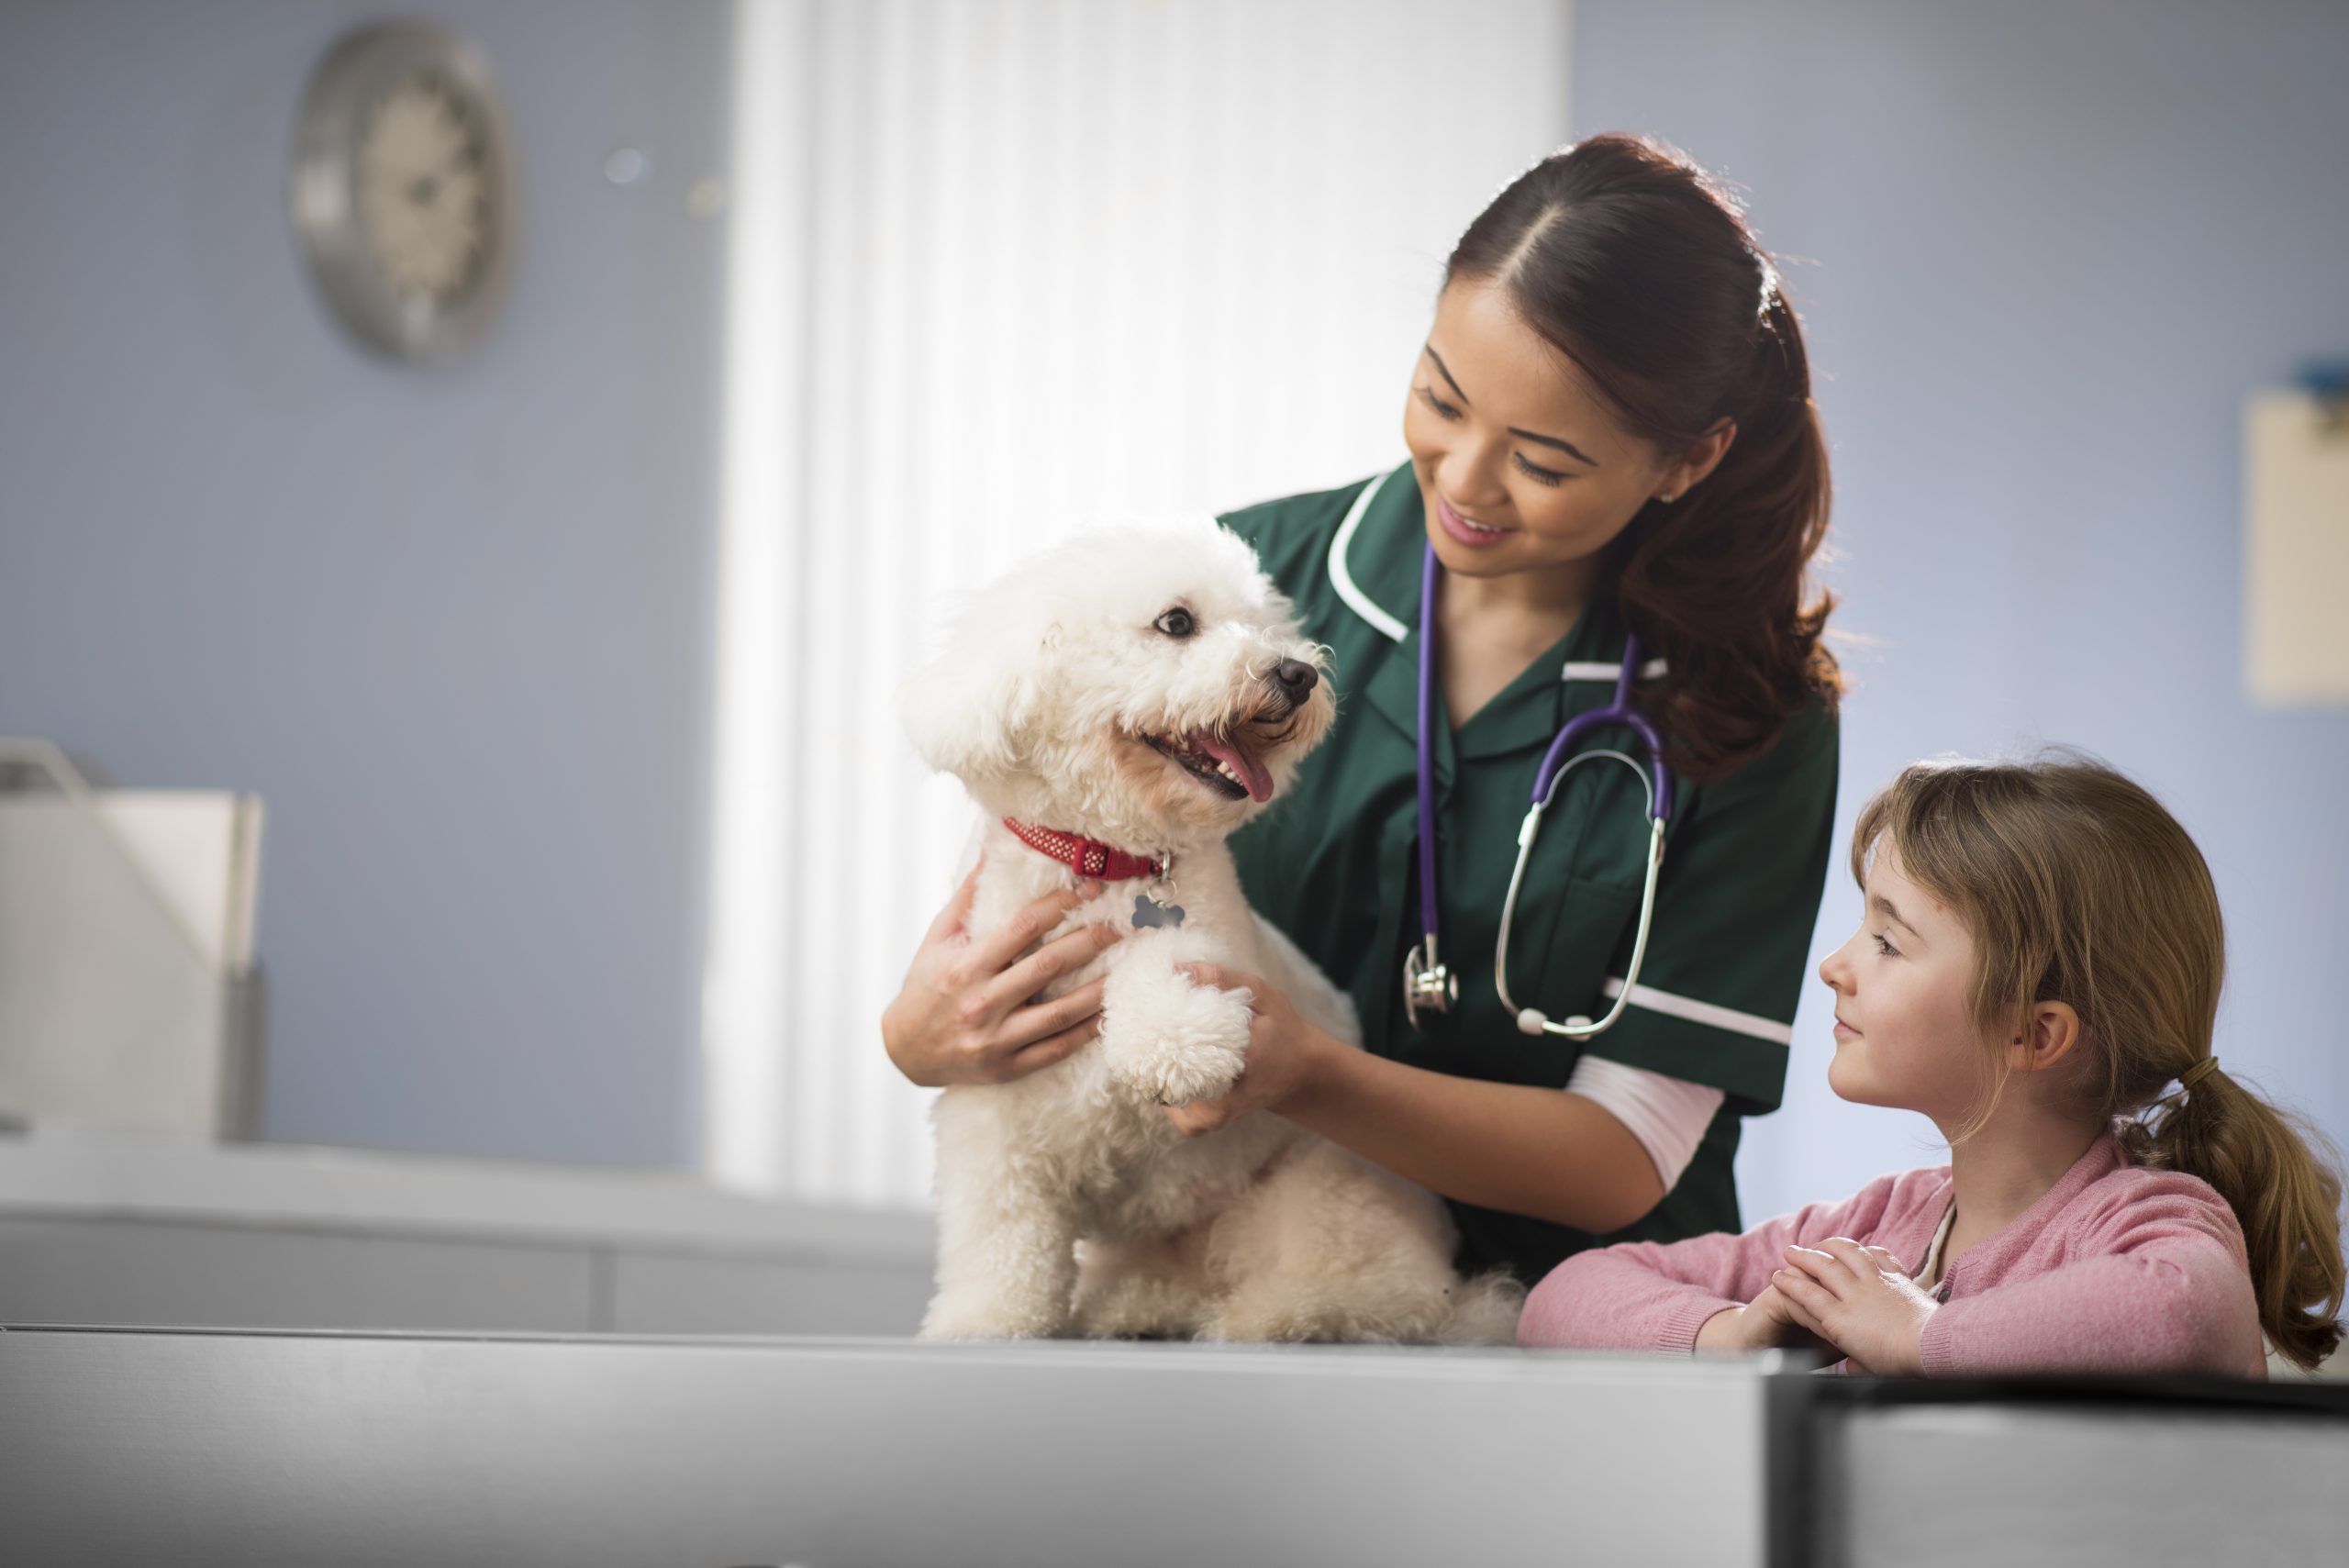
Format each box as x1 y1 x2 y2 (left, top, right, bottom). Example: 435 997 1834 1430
1129 1040 1246 1108
918 1292 1070 1341
1101 962 1254 1107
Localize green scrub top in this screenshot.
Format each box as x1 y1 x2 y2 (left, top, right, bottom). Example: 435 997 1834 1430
1219 464 1840 1285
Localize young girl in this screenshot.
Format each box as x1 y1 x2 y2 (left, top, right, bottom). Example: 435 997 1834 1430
1519 754 2346 1376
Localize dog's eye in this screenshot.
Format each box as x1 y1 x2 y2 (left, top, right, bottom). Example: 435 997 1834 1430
1153 607 1196 639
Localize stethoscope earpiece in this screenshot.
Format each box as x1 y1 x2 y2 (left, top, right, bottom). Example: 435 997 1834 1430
1516 1008 1600 1038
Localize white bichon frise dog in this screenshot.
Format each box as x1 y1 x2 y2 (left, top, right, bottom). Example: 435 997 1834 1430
902 518 1519 1343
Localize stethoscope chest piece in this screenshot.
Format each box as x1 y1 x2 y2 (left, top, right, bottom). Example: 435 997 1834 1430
1402 937 1458 1027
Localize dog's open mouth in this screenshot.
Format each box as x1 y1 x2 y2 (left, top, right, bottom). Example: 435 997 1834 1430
1141 728 1274 803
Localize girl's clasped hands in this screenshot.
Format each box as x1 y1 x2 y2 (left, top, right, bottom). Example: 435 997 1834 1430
1698 1240 1940 1374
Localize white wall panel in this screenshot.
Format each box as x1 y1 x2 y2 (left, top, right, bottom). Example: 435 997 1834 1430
709 0 1572 1205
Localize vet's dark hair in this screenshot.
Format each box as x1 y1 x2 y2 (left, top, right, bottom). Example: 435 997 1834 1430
1446 133 1840 780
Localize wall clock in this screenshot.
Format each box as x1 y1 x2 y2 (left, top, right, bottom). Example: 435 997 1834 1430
289 22 518 363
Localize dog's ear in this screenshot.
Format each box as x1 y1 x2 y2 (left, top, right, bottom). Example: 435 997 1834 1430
898 615 1052 783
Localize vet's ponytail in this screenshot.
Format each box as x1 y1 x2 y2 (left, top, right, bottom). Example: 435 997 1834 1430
1615 276 1835 782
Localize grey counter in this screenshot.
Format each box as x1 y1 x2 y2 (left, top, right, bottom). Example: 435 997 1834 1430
3 1326 2343 1568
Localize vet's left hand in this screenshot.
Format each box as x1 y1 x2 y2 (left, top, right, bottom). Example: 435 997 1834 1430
1161 963 1336 1137
1772 1238 1938 1376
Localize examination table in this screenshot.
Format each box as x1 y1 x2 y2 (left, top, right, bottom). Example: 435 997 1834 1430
3 1325 2344 1568
3 1129 2343 1566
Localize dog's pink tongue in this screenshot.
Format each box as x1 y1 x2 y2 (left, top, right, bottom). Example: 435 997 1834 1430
1195 732 1274 803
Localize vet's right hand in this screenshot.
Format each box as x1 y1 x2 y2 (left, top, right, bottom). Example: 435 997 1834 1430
880 860 1124 1088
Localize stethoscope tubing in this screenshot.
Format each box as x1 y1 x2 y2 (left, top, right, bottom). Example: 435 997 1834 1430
1408 540 1674 1038
1497 767 1668 1038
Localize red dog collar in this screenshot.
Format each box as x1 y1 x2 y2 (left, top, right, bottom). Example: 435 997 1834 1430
1002 817 1169 882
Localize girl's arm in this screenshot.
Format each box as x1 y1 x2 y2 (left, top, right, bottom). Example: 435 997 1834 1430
1918 1185 2264 1377
1518 1181 1903 1351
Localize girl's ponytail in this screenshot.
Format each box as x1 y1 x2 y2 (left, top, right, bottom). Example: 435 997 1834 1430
2121 1063 2346 1372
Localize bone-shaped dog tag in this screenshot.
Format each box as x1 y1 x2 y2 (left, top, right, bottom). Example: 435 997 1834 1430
1131 893 1186 929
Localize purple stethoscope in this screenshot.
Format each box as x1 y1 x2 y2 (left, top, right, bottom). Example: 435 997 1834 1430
1402 542 1675 1038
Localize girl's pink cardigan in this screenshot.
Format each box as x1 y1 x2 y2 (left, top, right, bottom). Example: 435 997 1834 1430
1519 1128 2267 1377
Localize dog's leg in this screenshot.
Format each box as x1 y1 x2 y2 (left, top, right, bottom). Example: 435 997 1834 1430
1069 1228 1216 1340
1097 931 1254 1107
1202 1140 1520 1344
919 1100 1082 1340
920 1181 1081 1340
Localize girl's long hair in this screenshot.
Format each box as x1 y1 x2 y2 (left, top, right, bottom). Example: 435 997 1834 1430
1446 134 1839 781
1853 753 2345 1371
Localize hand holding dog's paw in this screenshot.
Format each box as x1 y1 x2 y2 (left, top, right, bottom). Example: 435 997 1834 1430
1159 963 1339 1136
1135 1047 1247 1110
1099 951 1254 1111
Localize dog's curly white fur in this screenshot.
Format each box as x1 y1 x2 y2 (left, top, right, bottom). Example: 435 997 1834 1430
903 519 1520 1343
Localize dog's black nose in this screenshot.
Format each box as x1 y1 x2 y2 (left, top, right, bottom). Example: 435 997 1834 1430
1274 660 1318 698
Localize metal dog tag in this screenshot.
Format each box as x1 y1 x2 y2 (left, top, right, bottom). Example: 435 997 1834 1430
1131 893 1186 929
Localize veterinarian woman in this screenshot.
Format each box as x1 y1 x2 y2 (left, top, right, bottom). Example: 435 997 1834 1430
883 135 1841 1287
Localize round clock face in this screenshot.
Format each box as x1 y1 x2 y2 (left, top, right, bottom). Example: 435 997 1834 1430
291 25 516 363
356 73 492 302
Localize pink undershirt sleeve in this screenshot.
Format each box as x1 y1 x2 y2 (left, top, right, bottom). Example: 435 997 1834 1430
1564 1053 1726 1191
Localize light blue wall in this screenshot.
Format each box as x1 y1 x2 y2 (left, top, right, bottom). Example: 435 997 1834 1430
0 2 730 1167
11 0 2343 1218
1572 0 2349 1220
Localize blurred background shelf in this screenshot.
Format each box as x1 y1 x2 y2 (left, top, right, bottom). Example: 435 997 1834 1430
0 1124 932 1336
